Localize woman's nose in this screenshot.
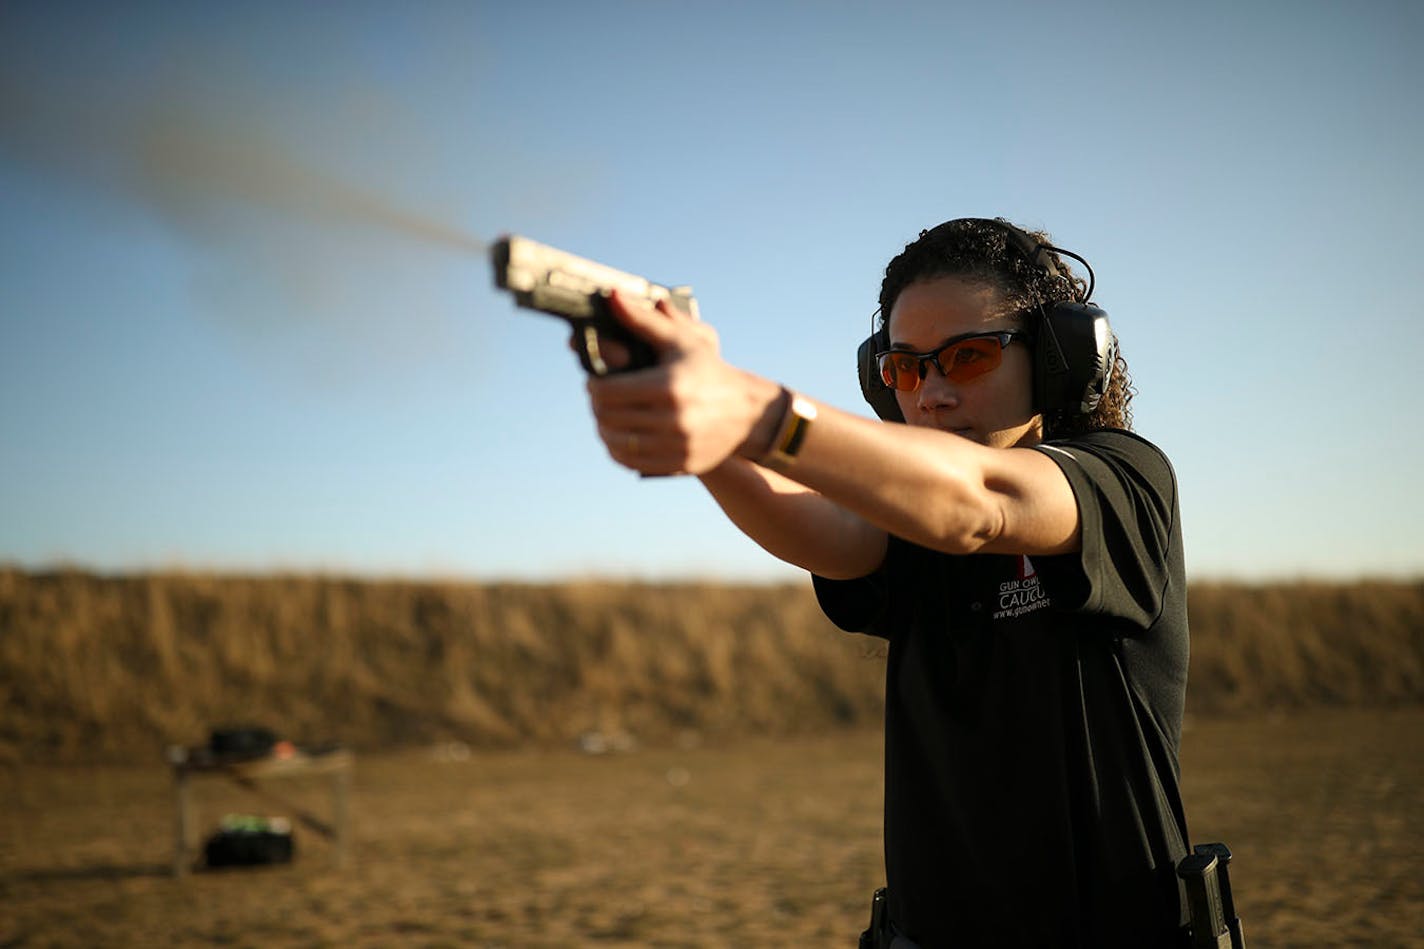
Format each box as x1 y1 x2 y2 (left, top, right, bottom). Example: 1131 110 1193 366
916 368 961 411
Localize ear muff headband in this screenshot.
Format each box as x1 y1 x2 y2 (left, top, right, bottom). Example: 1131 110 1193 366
858 218 1115 423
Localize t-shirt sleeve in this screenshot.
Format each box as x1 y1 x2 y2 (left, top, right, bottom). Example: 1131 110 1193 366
811 537 904 639
1031 430 1180 629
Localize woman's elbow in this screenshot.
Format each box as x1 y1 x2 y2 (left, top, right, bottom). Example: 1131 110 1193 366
916 489 1005 556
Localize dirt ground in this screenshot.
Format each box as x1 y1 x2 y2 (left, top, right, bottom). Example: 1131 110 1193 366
2 708 1421 947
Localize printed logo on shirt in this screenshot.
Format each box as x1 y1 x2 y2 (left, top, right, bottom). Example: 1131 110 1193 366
1017 555 1036 581
994 555 1051 621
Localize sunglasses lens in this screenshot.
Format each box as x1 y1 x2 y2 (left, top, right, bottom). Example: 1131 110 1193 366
878 352 922 391
878 335 1013 392
937 337 1003 382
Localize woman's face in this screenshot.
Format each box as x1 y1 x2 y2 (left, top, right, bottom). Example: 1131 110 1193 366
885 276 1043 449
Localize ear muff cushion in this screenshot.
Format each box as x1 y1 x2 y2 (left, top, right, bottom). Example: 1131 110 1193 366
1033 302 1113 418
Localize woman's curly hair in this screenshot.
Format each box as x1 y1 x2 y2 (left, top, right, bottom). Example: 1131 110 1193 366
878 217 1134 437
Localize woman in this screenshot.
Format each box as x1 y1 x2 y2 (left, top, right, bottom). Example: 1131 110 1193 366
585 217 1191 947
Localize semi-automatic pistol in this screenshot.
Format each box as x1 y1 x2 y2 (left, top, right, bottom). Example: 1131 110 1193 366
492 235 699 375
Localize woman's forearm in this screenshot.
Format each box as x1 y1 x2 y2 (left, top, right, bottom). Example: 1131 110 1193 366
698 458 887 579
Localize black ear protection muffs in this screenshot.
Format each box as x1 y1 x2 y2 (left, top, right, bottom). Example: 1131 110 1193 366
858 218 1116 425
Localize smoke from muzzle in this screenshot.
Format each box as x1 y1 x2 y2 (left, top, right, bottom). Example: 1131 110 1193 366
1 61 493 383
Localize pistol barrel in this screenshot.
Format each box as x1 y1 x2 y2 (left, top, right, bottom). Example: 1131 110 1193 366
492 234 697 322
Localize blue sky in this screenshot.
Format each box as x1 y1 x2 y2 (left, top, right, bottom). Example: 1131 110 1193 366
2 1 1421 581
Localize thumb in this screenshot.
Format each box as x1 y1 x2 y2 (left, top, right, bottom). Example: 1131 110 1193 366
605 289 685 353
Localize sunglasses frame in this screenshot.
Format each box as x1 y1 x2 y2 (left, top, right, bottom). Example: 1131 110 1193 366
875 329 1033 392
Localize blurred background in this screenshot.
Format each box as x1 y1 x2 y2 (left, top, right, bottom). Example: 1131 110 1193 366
3 0 1420 581
3 3 1422 946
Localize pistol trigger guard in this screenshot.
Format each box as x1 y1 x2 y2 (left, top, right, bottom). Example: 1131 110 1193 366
579 325 610 376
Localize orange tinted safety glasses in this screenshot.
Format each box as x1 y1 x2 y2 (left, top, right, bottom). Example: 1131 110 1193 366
876 330 1032 392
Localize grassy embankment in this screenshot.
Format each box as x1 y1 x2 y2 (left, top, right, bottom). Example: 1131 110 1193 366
2 568 1420 763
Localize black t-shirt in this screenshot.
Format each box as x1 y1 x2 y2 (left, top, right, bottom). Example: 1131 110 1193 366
814 429 1191 948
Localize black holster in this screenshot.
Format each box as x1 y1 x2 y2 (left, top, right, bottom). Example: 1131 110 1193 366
858 887 891 949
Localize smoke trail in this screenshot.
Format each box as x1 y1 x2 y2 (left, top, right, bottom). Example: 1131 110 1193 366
0 72 489 255
133 109 489 258
0 68 495 384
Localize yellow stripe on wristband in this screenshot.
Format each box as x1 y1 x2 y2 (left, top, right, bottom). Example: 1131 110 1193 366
766 389 817 463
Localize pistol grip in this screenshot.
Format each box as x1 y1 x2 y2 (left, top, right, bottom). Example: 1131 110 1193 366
575 296 658 376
